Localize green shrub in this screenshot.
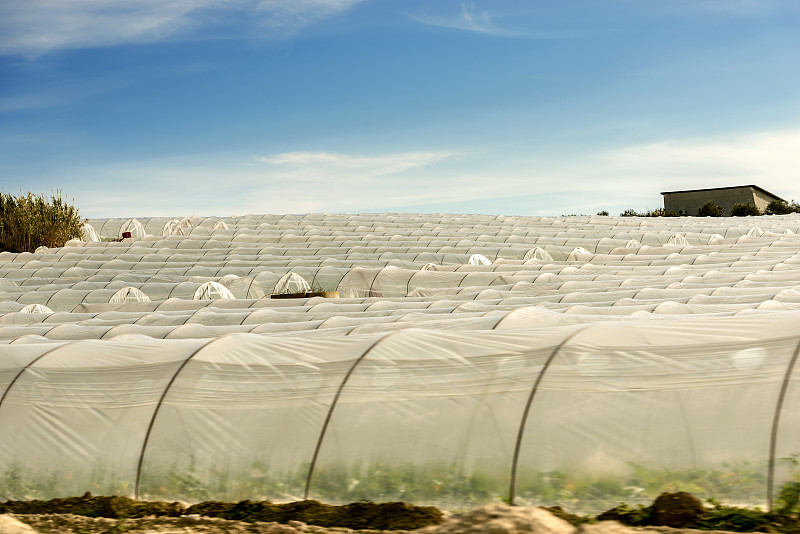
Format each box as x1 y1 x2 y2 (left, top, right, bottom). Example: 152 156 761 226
701 501 772 531
0 192 83 253
765 200 794 215
730 202 761 217
619 208 679 218
596 210 609 216
698 201 724 217
777 454 800 516
597 502 652 526
645 208 679 217
777 481 800 515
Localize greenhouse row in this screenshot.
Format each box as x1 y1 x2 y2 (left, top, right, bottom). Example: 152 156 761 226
2 213 800 513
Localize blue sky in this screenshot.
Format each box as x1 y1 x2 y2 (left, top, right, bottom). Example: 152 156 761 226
1 0 799 218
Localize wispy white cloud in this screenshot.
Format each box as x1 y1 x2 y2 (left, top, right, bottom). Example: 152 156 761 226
0 76 133 112
453 2 494 33
602 128 800 187
23 150 460 216
355 127 800 214
249 150 462 212
0 0 367 57
256 0 365 32
0 0 216 57
13 128 800 217
410 2 554 38
256 150 455 180
504 127 800 215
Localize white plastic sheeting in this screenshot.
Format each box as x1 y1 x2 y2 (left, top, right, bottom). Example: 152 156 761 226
162 219 181 236
524 247 553 262
273 272 311 295
109 286 151 304
0 317 799 512
666 233 689 246
193 281 235 300
119 218 147 239
2 212 800 511
163 217 194 235
163 217 195 236
81 223 100 243
468 254 492 265
19 303 53 314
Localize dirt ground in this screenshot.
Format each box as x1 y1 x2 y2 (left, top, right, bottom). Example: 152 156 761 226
3 512 397 533
1 512 748 534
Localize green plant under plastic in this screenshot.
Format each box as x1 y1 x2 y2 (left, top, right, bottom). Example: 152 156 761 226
6 456 800 517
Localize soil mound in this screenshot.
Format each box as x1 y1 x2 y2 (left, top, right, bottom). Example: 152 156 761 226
0 495 442 532
185 499 442 530
0 493 183 519
651 492 707 528
414 503 576 534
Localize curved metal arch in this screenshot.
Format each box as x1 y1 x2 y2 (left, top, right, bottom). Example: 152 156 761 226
357 268 381 298
309 268 322 293
482 311 506 329
767 337 800 511
303 331 399 499
166 281 184 299
508 324 592 504
133 336 221 499
406 270 417 296
99 325 123 340
341 325 359 336
0 340 78 410
490 307 522 330
365 268 386 298
43 287 64 309
455 272 470 289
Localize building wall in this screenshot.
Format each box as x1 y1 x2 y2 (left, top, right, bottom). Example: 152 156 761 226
663 187 759 216
752 189 776 212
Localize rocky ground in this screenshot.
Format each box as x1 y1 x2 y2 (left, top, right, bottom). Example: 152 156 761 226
0 504 747 534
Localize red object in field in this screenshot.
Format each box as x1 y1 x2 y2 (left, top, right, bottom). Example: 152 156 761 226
122 232 132 238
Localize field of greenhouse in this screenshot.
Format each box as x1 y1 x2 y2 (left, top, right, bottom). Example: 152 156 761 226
2 212 800 514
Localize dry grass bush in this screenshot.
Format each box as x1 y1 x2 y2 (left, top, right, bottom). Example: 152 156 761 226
0 191 83 253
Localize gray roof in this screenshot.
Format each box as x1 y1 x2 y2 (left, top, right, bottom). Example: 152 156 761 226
660 185 785 202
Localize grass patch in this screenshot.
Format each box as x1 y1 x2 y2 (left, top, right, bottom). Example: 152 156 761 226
0 191 82 253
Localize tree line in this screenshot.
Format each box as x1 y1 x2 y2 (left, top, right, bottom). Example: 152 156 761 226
611 199 800 218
